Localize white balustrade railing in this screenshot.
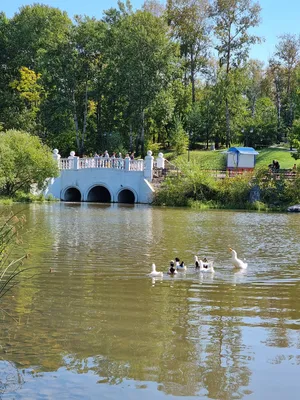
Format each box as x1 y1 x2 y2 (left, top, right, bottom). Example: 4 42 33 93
55 150 157 182
130 159 144 171
59 157 140 171
60 158 73 169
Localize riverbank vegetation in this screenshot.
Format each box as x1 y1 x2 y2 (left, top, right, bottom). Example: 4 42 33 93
153 162 300 210
1 1 300 209
0 130 59 200
0 212 30 307
1 1 300 159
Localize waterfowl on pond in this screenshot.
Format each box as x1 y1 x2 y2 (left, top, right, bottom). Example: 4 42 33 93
148 263 163 277
229 248 248 269
194 256 214 272
168 260 177 275
177 260 187 271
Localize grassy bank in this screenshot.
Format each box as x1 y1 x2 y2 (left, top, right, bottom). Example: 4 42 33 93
0 193 57 205
165 146 299 170
153 161 300 211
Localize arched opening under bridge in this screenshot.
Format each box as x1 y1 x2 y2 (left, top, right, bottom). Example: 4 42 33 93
64 187 81 201
87 186 111 203
118 189 135 204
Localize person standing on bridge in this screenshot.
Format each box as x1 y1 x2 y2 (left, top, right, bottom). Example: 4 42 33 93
111 152 116 167
118 152 123 169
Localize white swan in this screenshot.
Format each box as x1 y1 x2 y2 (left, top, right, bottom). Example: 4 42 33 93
148 263 163 277
229 248 248 269
194 255 214 272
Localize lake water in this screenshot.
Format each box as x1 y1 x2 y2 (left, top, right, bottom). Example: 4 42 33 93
0 203 300 399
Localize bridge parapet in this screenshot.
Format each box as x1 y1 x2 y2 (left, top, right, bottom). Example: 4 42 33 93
47 150 161 203
59 154 145 172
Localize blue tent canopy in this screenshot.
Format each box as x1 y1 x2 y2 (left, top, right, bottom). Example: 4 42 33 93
226 147 259 155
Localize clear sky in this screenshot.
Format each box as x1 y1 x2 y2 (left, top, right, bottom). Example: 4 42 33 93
2 0 300 65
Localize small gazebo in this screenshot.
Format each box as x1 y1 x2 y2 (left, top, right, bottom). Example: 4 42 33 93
225 147 259 171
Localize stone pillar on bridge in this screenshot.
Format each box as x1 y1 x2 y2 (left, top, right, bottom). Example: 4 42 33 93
68 151 79 170
53 149 61 166
144 150 154 181
156 152 165 169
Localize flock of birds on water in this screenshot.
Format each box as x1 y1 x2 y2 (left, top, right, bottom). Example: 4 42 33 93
148 248 248 277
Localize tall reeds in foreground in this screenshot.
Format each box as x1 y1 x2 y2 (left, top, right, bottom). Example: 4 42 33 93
0 212 30 303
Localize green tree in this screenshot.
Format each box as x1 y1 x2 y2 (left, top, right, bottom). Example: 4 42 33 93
244 97 277 147
167 0 210 103
273 34 300 146
0 130 59 196
290 119 300 160
9 66 45 132
110 10 176 155
210 0 261 146
7 5 72 138
245 59 264 117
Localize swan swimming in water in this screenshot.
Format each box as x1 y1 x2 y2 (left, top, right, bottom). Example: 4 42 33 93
229 248 248 269
194 256 214 272
148 263 163 277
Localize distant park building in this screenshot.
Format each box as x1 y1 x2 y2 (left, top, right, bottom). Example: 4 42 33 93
225 147 259 172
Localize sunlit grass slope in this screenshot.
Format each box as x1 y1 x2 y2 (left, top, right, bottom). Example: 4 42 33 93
166 147 298 170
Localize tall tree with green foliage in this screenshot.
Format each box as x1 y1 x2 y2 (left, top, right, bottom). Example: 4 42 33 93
0 5 72 137
167 0 210 103
210 0 261 146
274 34 300 145
111 10 176 155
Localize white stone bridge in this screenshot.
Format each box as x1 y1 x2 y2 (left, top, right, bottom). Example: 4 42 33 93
45 150 165 204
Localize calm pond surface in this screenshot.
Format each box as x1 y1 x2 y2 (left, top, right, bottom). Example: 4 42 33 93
0 203 300 399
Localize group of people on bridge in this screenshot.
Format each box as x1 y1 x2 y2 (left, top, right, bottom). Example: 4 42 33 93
92 151 135 160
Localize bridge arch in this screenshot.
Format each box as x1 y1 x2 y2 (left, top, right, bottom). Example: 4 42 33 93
62 186 82 202
86 184 112 203
117 188 137 204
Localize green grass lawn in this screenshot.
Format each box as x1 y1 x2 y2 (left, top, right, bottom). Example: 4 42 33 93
255 148 297 169
165 147 299 170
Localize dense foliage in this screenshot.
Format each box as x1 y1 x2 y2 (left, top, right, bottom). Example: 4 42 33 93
0 130 59 196
153 162 300 209
1 1 300 158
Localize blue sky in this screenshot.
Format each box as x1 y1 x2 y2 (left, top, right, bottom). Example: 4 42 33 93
2 0 300 65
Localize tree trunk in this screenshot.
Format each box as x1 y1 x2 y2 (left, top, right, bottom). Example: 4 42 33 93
225 26 232 148
72 90 80 154
225 97 230 147
141 109 145 156
96 93 102 150
273 75 281 142
191 47 195 103
214 136 220 150
81 79 89 156
129 123 133 152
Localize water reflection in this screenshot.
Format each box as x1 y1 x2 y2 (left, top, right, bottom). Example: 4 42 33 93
151 276 163 286
0 361 24 395
1 204 300 398
232 269 248 286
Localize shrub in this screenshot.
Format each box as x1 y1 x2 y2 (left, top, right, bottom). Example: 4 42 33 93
0 130 59 196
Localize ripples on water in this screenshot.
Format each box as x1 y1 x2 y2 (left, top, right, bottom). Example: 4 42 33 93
0 203 300 399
